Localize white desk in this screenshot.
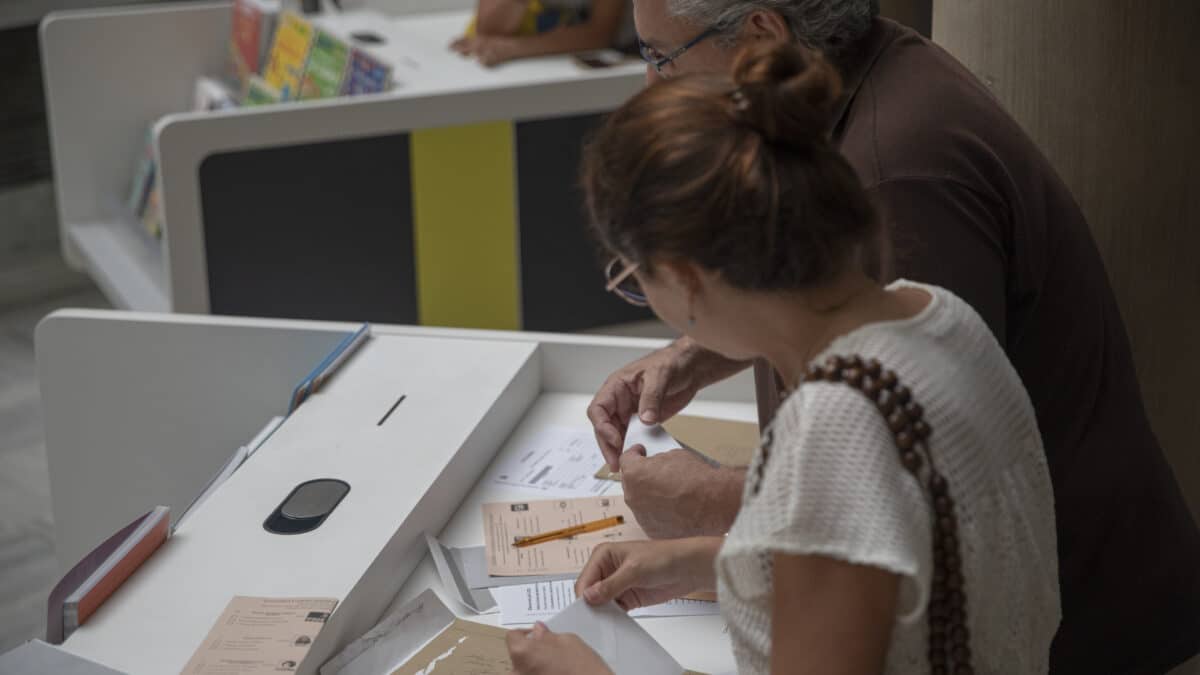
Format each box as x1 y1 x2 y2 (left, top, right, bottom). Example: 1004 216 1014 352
38 311 754 674
41 4 646 324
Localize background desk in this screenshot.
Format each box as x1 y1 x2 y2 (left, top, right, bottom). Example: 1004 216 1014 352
37 311 755 673
41 3 650 331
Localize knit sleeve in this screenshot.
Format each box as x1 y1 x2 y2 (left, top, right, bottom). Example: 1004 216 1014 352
720 382 934 623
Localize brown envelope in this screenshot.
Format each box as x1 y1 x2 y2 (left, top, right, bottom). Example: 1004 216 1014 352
390 619 511 675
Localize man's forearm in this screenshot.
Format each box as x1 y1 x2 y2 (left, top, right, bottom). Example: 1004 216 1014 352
674 336 755 391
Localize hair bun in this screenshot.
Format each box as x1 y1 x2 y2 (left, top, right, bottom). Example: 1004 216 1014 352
731 42 843 148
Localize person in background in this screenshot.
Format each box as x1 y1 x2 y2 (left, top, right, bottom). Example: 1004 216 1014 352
450 0 635 66
583 1 1200 673
508 41 1060 675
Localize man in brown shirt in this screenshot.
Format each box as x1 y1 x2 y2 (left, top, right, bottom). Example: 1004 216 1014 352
587 1 1200 671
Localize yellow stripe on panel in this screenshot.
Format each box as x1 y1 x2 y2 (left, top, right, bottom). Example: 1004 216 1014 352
410 121 520 330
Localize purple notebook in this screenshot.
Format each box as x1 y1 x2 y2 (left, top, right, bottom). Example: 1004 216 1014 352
45 510 151 644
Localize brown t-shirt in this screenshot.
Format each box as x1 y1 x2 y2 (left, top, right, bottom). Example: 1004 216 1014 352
755 18 1200 673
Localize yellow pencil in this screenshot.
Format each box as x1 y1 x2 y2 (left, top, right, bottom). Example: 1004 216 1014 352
512 515 625 548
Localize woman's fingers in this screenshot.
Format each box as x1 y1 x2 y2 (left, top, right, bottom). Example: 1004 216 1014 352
582 552 645 606
575 544 620 598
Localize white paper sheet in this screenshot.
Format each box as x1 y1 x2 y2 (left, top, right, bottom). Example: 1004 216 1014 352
491 580 720 625
489 426 615 496
623 419 681 457
545 599 684 675
487 422 680 497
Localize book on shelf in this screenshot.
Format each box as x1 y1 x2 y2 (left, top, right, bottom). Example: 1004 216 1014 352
125 130 156 225
230 0 281 84
46 506 171 644
263 11 316 100
299 29 351 100
244 75 284 106
342 47 392 96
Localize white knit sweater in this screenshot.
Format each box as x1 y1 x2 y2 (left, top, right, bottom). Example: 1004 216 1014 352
717 280 1060 674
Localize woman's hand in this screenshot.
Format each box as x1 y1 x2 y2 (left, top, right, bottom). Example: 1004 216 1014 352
506 622 612 675
575 538 723 610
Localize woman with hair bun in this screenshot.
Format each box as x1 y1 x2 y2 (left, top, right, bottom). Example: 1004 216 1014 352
505 42 1059 675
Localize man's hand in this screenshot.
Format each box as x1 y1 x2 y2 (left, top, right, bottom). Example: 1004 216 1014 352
506 622 612 675
575 538 722 611
619 448 745 538
587 337 749 471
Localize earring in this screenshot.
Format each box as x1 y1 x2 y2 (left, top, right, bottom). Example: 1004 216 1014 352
687 293 697 328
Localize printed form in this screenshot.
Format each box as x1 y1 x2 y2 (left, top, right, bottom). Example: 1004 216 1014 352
483 495 647 576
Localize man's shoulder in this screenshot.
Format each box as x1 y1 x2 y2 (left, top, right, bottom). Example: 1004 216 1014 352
838 26 1030 193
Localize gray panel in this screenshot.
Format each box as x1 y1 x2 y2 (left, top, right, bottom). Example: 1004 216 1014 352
516 114 652 331
199 133 417 323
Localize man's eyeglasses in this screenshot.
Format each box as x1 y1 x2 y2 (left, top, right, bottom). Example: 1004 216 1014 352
637 26 721 77
604 258 648 307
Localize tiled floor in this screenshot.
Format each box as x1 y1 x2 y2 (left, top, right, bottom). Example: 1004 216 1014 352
0 286 108 653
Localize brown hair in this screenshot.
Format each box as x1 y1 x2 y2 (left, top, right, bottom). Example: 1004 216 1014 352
582 41 881 290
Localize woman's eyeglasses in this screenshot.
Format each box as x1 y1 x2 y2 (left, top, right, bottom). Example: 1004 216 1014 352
637 26 721 78
604 258 648 307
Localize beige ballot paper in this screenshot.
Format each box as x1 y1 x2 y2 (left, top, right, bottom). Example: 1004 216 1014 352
389 619 511 675
484 495 647 576
182 596 338 674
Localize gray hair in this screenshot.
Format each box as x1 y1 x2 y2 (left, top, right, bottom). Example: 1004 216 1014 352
666 0 879 57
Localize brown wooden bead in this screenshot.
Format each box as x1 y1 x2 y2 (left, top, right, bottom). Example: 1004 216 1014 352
933 666 947 675
897 431 916 450
943 533 959 551
903 401 923 420
947 573 963 590
879 370 898 389
825 355 845 371
954 665 974 675
952 645 971 662
901 450 922 471
843 367 864 387
895 385 912 404
938 516 956 534
864 358 882 378
888 409 908 432
876 390 896 416
930 474 948 495
951 625 969 644
845 355 863 370
806 364 823 381
864 379 884 399
949 609 966 625
913 419 931 440
935 495 953 514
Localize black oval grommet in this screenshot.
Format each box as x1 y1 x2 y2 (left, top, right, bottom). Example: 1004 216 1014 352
264 479 350 535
